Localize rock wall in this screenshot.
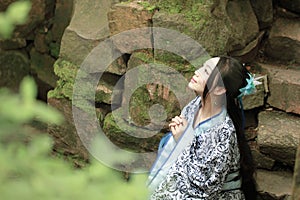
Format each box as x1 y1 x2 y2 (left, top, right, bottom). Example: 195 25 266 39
0 0 73 101
49 0 300 199
293 145 300 200
1 0 299 199
48 1 300 199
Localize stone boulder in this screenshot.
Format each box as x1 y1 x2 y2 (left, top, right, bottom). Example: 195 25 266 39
51 0 73 43
102 111 159 170
60 0 118 66
124 51 195 127
101 51 195 164
292 145 300 199
95 72 123 105
257 110 300 167
15 0 54 38
47 98 90 163
108 1 154 36
30 48 57 88
252 149 276 170
256 169 293 200
0 0 16 11
107 2 153 54
228 31 265 63
33 32 49 54
0 0 55 35
152 0 259 56
250 0 273 29
0 50 30 91
261 63 300 115
278 0 300 14
0 38 26 50
265 17 300 64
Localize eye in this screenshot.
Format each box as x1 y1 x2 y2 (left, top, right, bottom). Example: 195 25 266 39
204 68 209 75
195 69 201 75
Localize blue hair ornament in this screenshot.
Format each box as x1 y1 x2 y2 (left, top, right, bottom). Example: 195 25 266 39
238 73 256 98
238 72 257 130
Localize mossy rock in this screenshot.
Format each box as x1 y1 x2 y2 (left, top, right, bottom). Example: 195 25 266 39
48 59 79 99
103 111 164 153
0 51 30 91
151 0 259 56
128 86 180 126
95 73 123 105
129 51 196 79
47 60 96 114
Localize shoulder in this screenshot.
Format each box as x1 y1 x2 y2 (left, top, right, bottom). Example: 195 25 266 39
216 115 236 140
201 114 236 139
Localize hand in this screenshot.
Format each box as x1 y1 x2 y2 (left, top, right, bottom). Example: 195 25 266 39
169 116 188 141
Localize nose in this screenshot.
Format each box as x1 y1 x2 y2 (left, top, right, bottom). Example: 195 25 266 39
195 69 201 76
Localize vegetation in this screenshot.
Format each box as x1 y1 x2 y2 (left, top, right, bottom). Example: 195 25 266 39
48 59 78 99
0 1 149 199
0 78 148 200
0 1 31 39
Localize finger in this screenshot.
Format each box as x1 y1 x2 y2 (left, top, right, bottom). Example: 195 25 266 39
175 116 183 124
171 117 181 125
171 116 183 125
168 122 177 127
170 126 176 136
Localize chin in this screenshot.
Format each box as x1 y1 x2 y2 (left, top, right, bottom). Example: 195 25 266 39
188 83 202 94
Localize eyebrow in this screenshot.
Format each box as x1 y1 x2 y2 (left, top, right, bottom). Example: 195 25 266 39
206 64 213 71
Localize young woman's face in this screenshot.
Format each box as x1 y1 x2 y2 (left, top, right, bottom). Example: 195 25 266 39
188 58 219 95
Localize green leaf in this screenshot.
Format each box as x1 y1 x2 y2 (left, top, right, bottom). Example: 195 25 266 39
20 76 37 104
0 14 14 39
33 101 64 125
6 1 32 25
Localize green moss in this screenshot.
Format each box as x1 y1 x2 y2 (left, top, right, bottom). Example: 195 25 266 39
49 42 60 58
185 4 210 26
131 50 199 75
134 51 154 64
103 109 166 152
54 59 78 81
95 81 113 104
129 87 152 125
47 59 78 100
153 0 183 14
137 1 157 12
128 85 181 127
154 51 196 74
153 0 212 28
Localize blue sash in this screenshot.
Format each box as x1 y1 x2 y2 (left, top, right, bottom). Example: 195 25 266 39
147 124 194 191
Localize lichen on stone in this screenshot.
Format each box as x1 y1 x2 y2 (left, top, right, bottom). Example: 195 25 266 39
48 59 78 100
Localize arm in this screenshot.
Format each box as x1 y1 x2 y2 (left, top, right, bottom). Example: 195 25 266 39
169 96 201 141
185 123 238 198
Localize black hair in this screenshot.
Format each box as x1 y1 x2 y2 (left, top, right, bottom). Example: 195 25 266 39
203 56 257 200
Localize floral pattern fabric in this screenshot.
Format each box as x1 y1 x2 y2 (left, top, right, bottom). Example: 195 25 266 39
150 97 245 200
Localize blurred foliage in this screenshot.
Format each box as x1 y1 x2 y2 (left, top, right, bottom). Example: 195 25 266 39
0 0 32 39
0 77 148 200
0 1 149 199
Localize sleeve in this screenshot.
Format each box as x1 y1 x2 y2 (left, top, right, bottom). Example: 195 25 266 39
180 96 201 122
185 124 237 198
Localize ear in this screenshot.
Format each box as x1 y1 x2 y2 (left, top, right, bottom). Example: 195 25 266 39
213 86 226 95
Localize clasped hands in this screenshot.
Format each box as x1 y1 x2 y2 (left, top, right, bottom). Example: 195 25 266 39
169 115 188 141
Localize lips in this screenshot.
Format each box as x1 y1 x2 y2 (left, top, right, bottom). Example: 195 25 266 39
191 77 197 83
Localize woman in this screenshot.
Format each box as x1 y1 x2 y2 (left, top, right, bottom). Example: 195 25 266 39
148 56 257 199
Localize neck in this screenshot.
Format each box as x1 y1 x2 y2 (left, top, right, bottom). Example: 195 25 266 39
199 95 222 121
